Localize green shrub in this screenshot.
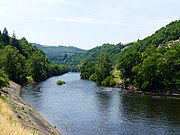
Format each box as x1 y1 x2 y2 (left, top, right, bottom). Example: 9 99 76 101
80 72 91 79
26 76 35 84
110 77 116 86
89 73 97 82
0 69 9 87
101 76 116 87
56 80 65 85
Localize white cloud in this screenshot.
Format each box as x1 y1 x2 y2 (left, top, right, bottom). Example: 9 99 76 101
43 16 127 25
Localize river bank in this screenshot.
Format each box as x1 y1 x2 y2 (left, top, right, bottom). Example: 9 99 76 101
116 82 180 99
0 81 60 135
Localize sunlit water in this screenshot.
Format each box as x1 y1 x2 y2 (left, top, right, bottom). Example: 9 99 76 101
22 73 180 135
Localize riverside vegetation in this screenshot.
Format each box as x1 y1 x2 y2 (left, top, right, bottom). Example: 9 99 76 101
0 28 68 87
78 20 180 93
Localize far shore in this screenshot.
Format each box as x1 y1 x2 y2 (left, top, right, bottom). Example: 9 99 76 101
116 83 180 99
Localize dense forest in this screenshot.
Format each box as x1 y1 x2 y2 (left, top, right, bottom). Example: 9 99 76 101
0 28 67 87
32 43 85 64
80 20 180 92
80 53 116 87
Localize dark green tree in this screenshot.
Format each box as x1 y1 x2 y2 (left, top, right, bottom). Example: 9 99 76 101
0 46 26 84
2 27 9 45
118 51 141 88
25 51 49 82
0 30 3 48
96 53 112 84
80 60 95 79
10 31 20 49
0 69 9 87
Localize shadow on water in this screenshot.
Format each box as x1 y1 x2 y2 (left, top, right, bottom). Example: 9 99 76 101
120 92 180 134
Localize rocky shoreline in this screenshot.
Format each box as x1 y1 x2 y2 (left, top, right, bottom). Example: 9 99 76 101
0 82 60 135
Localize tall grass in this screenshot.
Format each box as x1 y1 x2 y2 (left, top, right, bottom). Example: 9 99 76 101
0 97 36 135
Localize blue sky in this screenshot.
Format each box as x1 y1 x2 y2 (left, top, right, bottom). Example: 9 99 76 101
0 0 179 49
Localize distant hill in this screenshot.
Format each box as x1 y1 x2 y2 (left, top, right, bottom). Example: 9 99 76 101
32 43 85 63
64 43 124 71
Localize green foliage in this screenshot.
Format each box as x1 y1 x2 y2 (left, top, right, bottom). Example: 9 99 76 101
117 20 180 92
0 69 9 87
96 53 112 84
80 61 95 79
101 76 116 87
0 31 3 48
26 76 34 84
0 28 68 84
2 28 9 45
80 53 114 87
57 80 65 85
89 74 97 82
0 46 26 84
48 63 67 77
25 51 48 82
10 31 19 49
65 43 123 71
19 38 39 58
132 44 180 91
118 51 141 85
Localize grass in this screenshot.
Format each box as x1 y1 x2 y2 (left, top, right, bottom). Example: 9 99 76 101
0 96 37 135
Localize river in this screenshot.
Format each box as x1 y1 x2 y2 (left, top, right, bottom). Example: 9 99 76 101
22 73 180 135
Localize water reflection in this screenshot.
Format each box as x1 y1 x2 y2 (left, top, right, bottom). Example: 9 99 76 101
96 91 113 114
120 92 180 134
22 73 180 135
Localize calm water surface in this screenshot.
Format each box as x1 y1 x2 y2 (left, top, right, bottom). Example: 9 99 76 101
22 73 180 135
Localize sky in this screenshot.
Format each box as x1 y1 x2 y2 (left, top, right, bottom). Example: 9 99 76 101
0 0 179 49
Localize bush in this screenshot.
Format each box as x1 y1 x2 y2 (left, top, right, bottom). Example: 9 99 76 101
56 80 65 85
26 76 35 84
89 73 97 82
101 76 116 87
80 72 91 79
0 69 9 87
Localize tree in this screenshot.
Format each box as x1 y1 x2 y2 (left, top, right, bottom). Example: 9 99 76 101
118 51 141 88
80 60 95 79
0 46 26 84
0 30 3 48
0 69 9 87
157 44 180 92
10 31 20 49
2 27 9 45
25 51 49 82
132 52 163 91
96 53 112 84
